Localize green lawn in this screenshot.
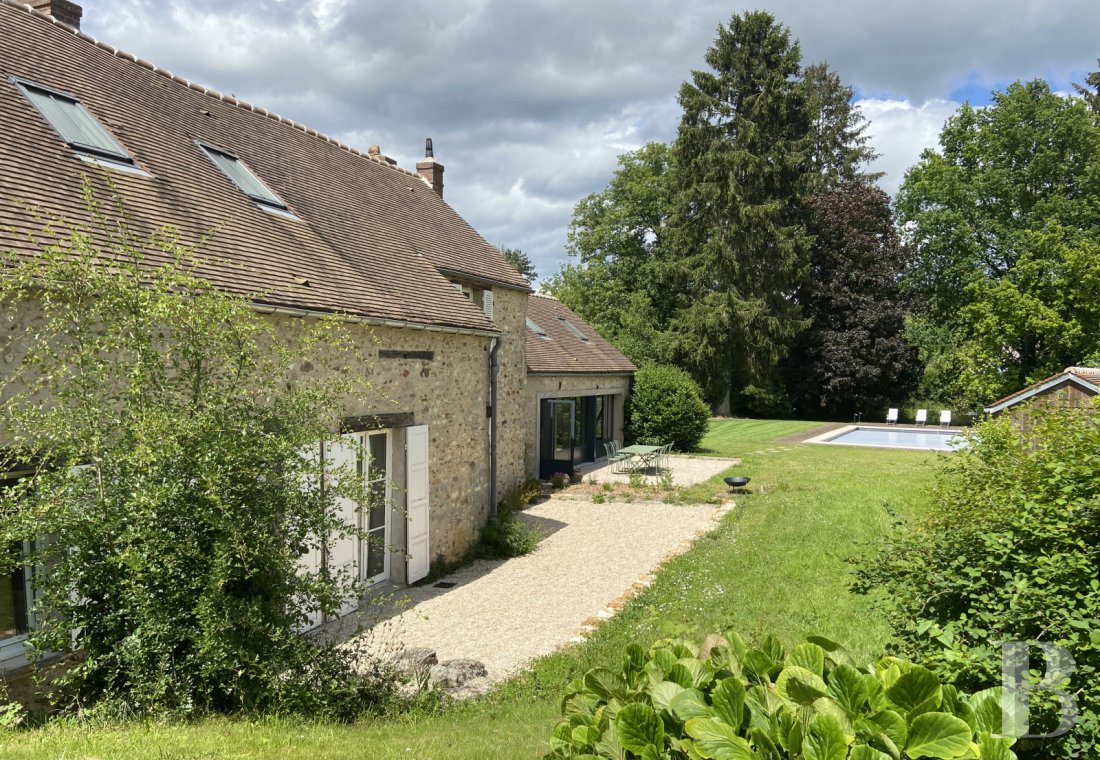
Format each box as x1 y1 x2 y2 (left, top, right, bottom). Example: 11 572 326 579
1 418 939 759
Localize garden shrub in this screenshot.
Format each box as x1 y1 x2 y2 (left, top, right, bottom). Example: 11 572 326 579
0 202 390 717
546 630 1016 759
857 406 1100 758
477 479 543 559
627 365 709 451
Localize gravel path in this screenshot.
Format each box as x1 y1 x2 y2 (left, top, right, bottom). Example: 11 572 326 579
578 454 739 487
353 497 725 686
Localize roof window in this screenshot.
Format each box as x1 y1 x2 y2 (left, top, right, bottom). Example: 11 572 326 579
526 318 549 338
197 141 289 212
15 78 133 164
557 316 589 342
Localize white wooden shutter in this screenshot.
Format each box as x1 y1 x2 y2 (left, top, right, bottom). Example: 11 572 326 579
481 288 494 320
295 443 325 630
327 434 362 617
405 425 430 583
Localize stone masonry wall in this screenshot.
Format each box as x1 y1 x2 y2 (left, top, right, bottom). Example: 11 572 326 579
524 374 631 477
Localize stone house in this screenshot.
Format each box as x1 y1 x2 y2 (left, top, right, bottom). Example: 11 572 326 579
984 366 1100 429
0 0 633 673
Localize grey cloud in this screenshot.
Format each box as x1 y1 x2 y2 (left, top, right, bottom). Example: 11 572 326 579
83 0 1100 281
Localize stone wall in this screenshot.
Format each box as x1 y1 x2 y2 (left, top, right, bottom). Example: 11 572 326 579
0 295 531 570
490 286 530 496
524 373 632 477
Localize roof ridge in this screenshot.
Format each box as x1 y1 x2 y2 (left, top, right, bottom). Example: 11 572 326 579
531 292 559 300
6 0 427 184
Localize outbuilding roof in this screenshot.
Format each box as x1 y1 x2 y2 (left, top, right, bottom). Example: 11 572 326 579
984 366 1100 415
525 294 636 375
0 1 530 335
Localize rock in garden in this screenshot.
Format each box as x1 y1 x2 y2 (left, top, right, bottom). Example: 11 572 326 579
391 647 438 678
429 658 488 690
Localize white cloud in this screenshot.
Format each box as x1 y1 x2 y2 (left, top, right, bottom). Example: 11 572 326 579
859 98 962 198
80 0 1100 279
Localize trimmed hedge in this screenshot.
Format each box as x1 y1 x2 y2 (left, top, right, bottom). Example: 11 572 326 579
626 365 710 451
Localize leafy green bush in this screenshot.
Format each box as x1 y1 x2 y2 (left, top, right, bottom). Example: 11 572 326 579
546 631 1017 759
627 365 710 451
0 205 387 717
857 407 1100 758
477 479 543 559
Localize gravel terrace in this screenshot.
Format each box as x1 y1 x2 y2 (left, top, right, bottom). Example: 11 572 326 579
352 497 726 687
578 454 740 487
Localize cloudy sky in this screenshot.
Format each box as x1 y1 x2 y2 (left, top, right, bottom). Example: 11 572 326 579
85 1 1100 284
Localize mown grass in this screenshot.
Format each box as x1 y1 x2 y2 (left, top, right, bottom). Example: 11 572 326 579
1 418 940 759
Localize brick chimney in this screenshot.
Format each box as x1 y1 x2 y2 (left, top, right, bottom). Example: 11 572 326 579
416 138 444 198
30 0 82 29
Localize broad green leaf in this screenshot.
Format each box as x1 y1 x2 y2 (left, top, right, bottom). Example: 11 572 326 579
571 724 599 746
622 642 646 673
651 680 686 713
743 649 777 684
668 662 700 688
711 677 746 729
785 642 826 677
813 697 854 733
877 664 903 690
651 647 678 674
723 629 748 662
940 685 977 733
828 664 870 714
671 688 714 722
761 634 786 664
684 717 755 760
678 656 712 687
595 724 628 760
803 713 851 760
967 688 1005 735
750 728 783 760
850 746 893 760
616 703 665 754
776 665 830 705
745 684 782 736
905 712 972 759
584 668 631 701
869 710 908 749
977 732 1017 760
886 667 942 713
638 745 663 760
807 635 856 668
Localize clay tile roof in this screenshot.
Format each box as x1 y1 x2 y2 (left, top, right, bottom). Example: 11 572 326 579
525 294 636 375
0 2 530 334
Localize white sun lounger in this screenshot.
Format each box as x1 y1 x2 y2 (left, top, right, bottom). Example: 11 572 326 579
886 408 899 425
915 409 927 426
939 410 952 427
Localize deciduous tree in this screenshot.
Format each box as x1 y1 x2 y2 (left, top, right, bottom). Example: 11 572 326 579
897 80 1100 406
782 184 917 416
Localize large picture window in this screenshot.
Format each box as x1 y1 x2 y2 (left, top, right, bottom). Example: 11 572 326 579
1 473 31 642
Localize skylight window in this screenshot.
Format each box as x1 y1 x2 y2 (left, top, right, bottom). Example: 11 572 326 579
15 78 132 164
558 316 589 342
526 318 548 337
197 141 288 210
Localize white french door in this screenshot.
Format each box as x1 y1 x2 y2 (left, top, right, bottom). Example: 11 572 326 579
360 431 391 585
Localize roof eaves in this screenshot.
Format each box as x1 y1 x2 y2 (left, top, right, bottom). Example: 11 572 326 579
984 372 1100 414
249 301 500 338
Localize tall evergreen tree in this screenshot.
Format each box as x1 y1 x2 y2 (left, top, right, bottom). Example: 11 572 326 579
496 245 538 282
664 11 812 413
1073 59 1100 113
801 62 882 192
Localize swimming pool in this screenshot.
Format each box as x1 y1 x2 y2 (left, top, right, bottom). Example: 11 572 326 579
816 426 967 451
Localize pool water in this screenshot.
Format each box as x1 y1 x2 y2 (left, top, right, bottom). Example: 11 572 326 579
825 427 966 451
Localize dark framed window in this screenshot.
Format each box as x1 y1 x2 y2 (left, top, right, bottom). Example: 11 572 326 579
557 316 590 342
14 77 133 164
0 473 31 641
196 140 289 211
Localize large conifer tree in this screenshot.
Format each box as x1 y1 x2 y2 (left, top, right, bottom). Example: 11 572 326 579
665 11 812 413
